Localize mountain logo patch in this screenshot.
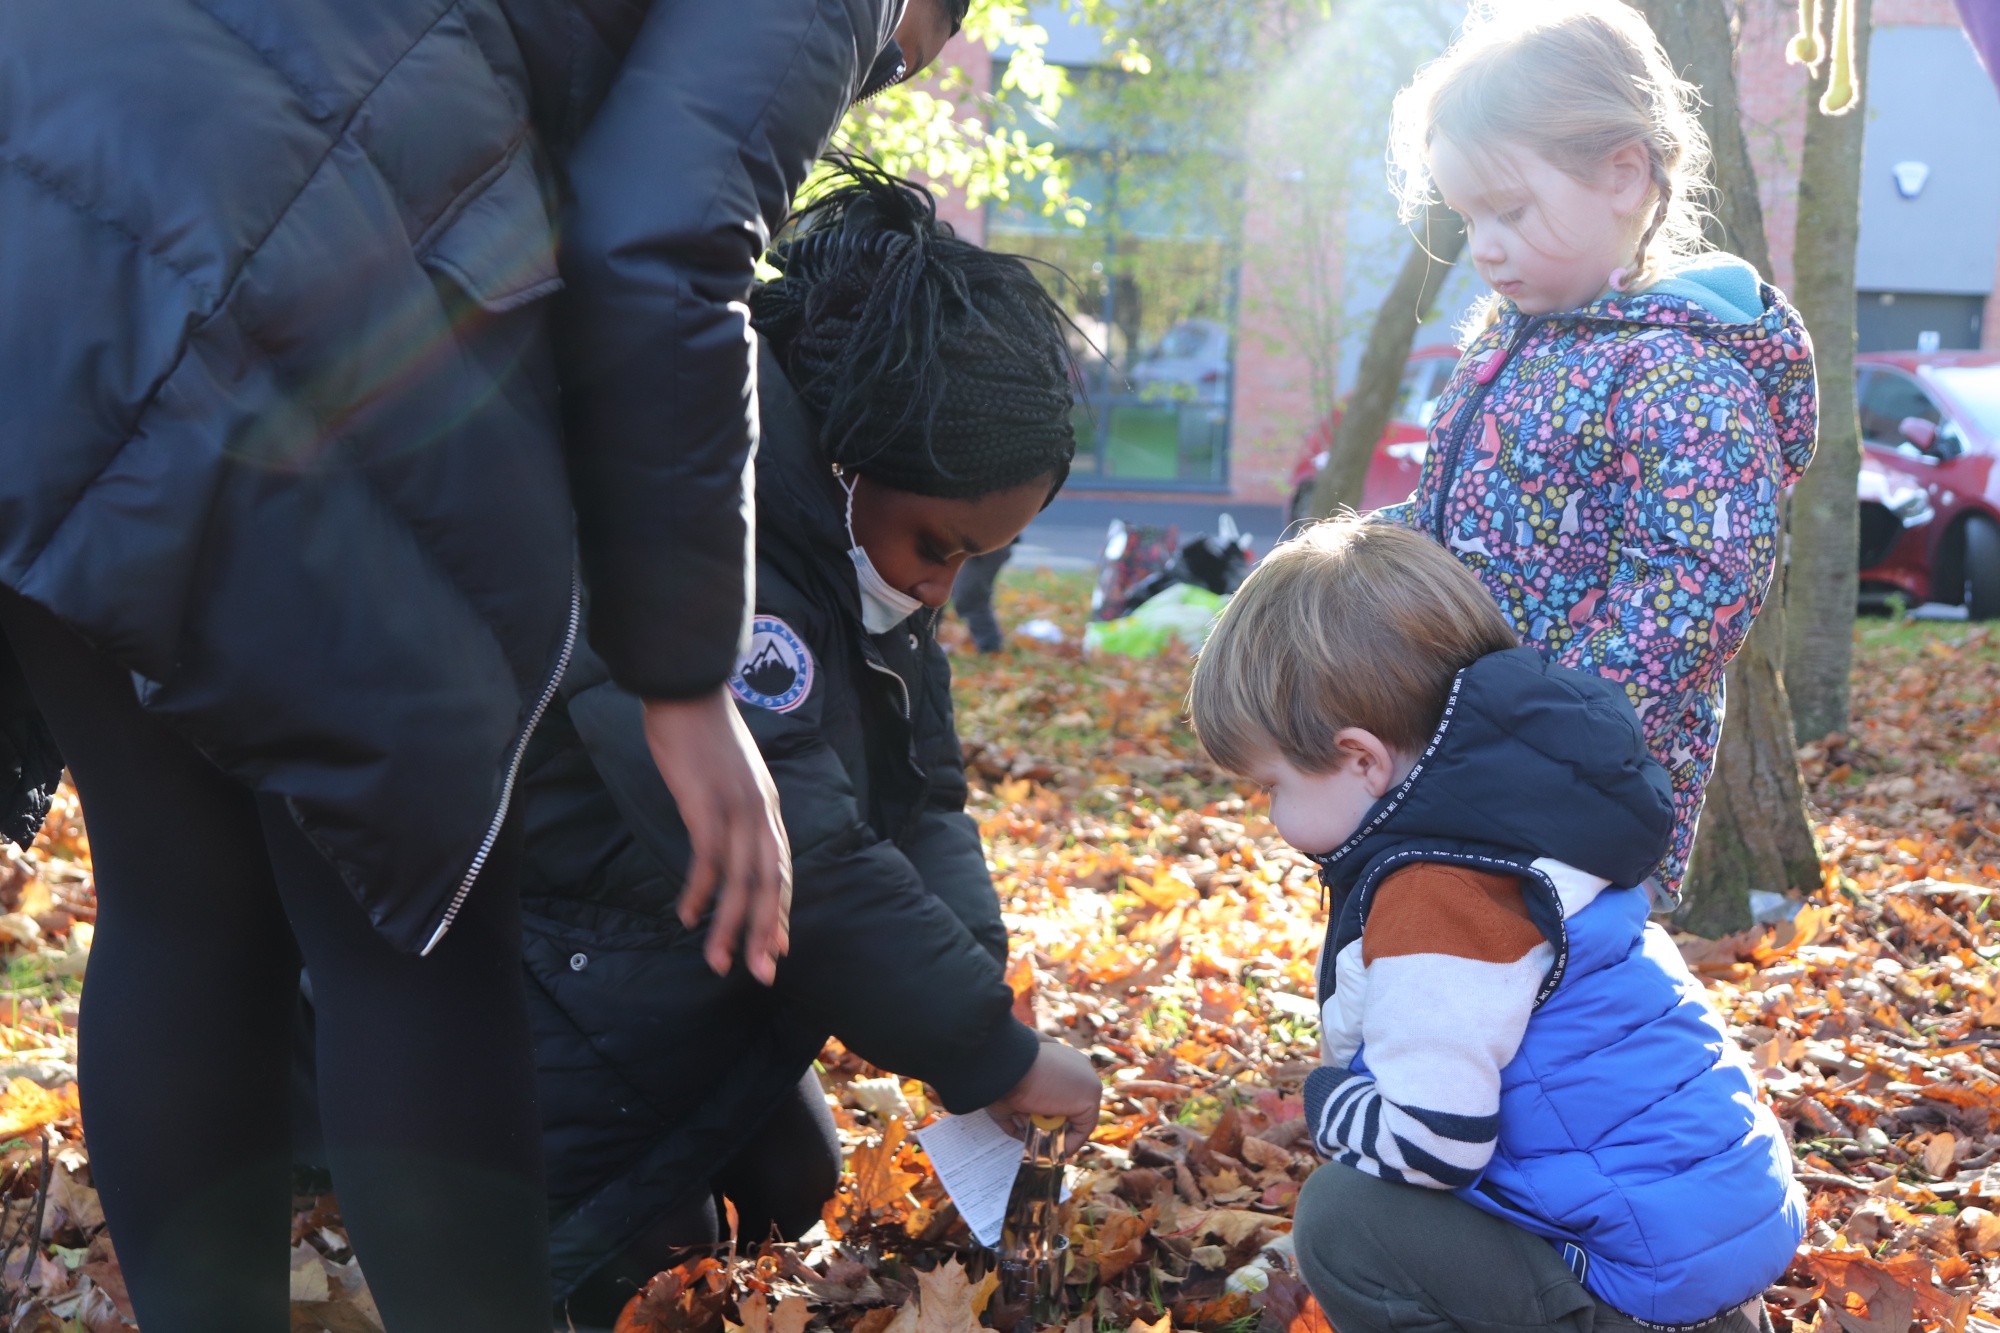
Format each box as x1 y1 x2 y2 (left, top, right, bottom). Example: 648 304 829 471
729 617 813 713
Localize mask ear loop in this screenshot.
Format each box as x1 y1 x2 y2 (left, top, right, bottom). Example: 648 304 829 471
833 464 860 546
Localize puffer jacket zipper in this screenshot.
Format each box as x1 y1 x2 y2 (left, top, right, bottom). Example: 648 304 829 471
421 570 582 956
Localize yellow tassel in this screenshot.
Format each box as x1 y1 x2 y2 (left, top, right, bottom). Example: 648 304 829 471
1819 0 1859 114
1786 0 1825 69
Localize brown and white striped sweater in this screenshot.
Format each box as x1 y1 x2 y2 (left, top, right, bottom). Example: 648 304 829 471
1304 857 1611 1188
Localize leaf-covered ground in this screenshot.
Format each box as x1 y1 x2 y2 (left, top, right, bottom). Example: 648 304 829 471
0 574 1996 1331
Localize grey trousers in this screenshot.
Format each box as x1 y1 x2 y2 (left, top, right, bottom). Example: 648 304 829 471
952 544 1014 652
1292 1164 1774 1333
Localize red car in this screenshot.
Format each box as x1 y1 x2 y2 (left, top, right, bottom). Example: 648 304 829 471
1285 345 1461 524
1853 351 2000 618
1288 346 2000 620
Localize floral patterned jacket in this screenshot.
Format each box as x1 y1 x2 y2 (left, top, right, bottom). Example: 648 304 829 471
1386 256 1817 895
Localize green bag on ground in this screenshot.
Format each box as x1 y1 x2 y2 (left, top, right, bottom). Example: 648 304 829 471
1083 583 1227 658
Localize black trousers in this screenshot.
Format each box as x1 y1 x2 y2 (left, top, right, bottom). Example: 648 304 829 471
0 592 551 1331
562 1071 842 1328
1293 1164 1775 1333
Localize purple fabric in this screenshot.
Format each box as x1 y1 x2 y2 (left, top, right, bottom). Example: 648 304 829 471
1962 0 2000 93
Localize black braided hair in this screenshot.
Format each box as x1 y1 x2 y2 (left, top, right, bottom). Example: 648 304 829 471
750 155 1078 501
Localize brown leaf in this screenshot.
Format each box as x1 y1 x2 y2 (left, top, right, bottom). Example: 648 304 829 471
772 1295 810 1333
1750 1035 1807 1073
878 1299 921 1333
850 1308 901 1333
291 1300 385 1333
1178 1208 1275 1249
78 1232 133 1323
912 1260 980 1333
1922 1132 1957 1178
1237 1136 1292 1172
11 1303 63 1333
1204 1107 1243 1161
46 1164 102 1235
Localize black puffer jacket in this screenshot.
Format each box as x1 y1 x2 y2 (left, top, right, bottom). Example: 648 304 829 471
522 347 1039 1295
0 0 896 951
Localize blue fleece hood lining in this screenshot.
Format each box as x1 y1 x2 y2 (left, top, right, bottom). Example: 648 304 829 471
1635 253 1764 325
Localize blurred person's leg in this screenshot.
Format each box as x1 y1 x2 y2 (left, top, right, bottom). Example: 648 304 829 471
0 592 297 1332
953 544 1014 652
271 799 550 1331
0 588 552 1331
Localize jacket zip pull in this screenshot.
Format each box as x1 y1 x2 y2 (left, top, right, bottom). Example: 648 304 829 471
421 571 582 957
863 656 911 721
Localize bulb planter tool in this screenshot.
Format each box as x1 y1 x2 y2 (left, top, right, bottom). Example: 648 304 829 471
994 1114 1072 1333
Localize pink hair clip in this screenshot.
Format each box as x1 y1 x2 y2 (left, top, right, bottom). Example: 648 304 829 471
1607 267 1630 293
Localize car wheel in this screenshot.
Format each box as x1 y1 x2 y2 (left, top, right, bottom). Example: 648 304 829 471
1965 516 2000 621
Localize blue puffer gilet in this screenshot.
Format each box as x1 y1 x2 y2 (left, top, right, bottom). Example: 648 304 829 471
1312 648 1804 1326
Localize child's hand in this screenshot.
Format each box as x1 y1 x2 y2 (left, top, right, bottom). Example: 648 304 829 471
986 1040 1102 1154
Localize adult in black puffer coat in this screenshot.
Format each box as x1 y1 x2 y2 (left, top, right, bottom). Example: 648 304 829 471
519 165 1104 1322
0 4 959 1328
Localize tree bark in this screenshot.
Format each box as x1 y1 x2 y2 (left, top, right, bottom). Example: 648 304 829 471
1680 602 1823 932
1785 0 1872 744
1308 203 1466 518
1630 0 1820 933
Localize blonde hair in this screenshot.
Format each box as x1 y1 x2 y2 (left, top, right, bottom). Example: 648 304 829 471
1388 0 1714 288
1188 520 1518 776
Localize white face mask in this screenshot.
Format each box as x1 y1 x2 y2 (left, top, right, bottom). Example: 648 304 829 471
840 473 925 634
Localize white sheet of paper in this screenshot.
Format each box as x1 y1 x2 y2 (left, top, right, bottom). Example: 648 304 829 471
914 1111 1024 1248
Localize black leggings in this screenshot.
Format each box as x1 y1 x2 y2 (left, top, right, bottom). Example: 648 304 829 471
563 1072 841 1325
0 593 551 1331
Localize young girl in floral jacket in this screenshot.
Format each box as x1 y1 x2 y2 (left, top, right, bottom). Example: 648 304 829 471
1383 0 1818 898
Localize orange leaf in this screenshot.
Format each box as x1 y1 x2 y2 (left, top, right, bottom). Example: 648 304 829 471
1287 1296 1336 1333
1172 1293 1252 1331
614 1259 730 1333
849 1119 923 1216
0 1079 77 1139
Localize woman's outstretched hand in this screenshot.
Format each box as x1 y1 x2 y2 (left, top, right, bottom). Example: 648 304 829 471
987 1040 1103 1155
642 690 792 983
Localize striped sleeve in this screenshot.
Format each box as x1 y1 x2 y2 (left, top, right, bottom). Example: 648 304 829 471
1302 864 1550 1188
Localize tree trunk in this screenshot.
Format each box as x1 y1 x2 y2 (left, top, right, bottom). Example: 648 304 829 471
1680 601 1823 933
1308 203 1466 518
1628 0 1773 277
1785 0 1872 744
1630 0 1820 933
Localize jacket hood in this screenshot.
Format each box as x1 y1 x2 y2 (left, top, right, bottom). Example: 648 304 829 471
1315 648 1674 896
1481 252 1817 483
753 348 870 616
1583 253 1816 481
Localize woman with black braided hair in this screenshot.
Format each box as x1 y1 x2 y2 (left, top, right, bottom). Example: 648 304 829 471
517 160 1103 1326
